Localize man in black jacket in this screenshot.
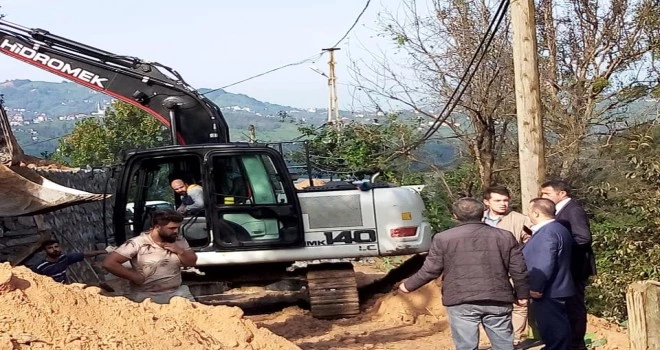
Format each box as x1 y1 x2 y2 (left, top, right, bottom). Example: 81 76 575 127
400 197 529 350
541 180 596 350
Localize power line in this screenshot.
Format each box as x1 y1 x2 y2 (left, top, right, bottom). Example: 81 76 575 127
22 134 69 147
420 0 509 142
386 0 510 158
331 0 371 48
203 0 372 95
202 53 324 95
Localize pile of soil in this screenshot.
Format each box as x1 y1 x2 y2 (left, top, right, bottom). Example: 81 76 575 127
293 179 327 190
0 263 299 350
371 281 445 323
252 265 630 350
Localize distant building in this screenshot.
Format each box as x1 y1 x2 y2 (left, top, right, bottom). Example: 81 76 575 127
91 102 106 116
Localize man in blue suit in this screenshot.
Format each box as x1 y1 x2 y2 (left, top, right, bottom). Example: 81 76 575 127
541 180 596 350
523 198 575 350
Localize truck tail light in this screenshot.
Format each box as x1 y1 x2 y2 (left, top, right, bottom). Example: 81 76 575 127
390 227 418 237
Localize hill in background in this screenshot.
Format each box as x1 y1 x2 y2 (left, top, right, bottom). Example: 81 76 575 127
1 79 458 166
0 79 328 155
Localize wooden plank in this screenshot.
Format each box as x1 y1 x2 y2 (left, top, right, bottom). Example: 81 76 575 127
626 280 660 350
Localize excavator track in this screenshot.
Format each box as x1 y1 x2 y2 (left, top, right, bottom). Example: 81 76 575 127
152 256 427 318
306 262 360 319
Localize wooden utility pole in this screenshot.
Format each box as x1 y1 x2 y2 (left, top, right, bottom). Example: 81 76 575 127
248 124 256 143
510 0 545 212
626 281 660 349
322 48 340 126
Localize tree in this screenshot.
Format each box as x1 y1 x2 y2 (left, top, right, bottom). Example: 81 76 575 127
537 0 660 178
351 0 516 189
352 0 660 190
576 120 660 321
293 115 420 179
55 101 169 166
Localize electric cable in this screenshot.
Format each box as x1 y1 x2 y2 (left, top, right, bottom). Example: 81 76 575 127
204 0 372 94
386 0 510 158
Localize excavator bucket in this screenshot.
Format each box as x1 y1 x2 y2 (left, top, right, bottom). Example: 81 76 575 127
0 99 108 217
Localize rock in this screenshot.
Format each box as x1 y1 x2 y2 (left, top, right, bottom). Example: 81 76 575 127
1 169 116 284
0 268 15 294
33 215 50 230
2 229 38 237
4 235 41 247
16 217 36 228
2 219 22 231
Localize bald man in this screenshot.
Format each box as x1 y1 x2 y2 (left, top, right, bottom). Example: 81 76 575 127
523 198 575 350
170 179 205 215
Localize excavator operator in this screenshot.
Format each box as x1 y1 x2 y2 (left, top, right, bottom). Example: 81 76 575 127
170 179 204 215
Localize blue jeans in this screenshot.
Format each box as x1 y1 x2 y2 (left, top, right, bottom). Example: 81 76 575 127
446 303 514 350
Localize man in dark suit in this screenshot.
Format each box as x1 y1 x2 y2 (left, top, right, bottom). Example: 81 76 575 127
541 180 596 350
523 198 575 350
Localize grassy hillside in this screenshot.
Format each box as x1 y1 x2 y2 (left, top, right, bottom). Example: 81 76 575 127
1 79 320 156
0 79 317 119
2 79 459 163
0 80 107 116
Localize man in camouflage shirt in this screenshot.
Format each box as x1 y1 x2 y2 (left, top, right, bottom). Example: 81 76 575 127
102 209 198 304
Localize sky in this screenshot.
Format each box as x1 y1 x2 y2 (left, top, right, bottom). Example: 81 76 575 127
0 0 404 109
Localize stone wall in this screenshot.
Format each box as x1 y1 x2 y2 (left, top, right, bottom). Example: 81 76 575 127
0 168 115 283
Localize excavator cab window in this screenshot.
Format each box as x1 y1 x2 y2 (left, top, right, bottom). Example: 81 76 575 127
121 155 202 241
206 150 303 249
115 148 304 251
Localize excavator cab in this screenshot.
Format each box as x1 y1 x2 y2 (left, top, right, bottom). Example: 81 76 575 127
113 145 305 251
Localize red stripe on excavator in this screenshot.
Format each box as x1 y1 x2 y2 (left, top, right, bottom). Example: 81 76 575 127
0 48 187 145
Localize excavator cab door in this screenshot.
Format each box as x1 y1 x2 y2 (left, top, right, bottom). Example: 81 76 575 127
204 147 304 249
116 153 201 242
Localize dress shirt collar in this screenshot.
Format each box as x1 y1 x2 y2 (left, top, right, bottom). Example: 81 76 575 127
555 197 571 214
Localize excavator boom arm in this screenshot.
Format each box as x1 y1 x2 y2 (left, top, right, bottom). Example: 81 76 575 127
0 19 229 145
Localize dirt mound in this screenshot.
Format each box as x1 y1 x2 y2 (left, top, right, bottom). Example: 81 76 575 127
294 179 327 190
363 277 628 349
585 315 628 350
0 263 299 350
370 280 445 323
